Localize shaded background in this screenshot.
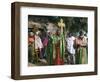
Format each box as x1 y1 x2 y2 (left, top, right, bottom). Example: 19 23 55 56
28 15 88 34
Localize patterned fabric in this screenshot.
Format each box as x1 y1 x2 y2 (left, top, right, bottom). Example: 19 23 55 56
60 34 65 64
47 36 53 65
76 47 87 64
75 37 88 64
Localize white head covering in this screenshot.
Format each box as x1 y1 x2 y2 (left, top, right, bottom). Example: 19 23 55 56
29 32 34 36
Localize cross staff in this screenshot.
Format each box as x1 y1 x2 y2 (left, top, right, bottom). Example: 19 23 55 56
57 18 65 64
58 18 65 34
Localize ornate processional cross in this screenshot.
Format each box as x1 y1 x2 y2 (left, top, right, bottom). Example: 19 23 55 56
58 18 65 34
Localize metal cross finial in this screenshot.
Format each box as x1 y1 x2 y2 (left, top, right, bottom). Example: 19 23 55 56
58 18 65 34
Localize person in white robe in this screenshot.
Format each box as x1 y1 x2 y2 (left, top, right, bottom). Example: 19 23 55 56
66 33 75 64
34 31 43 59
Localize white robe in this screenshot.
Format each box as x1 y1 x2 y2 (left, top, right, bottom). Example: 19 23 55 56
34 35 43 49
66 36 75 55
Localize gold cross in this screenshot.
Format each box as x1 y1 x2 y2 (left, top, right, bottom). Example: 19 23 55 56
58 18 65 34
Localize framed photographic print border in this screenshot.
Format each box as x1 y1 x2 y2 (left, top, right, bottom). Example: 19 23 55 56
11 2 98 80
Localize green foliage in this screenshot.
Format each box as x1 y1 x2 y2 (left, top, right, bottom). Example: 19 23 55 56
46 16 88 34
62 17 87 33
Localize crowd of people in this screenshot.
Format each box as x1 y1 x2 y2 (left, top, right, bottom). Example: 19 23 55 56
66 31 88 64
28 19 88 66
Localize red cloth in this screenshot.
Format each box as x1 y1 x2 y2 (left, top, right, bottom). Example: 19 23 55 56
55 47 64 65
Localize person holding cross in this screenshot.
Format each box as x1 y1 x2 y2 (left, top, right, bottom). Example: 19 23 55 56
54 18 65 65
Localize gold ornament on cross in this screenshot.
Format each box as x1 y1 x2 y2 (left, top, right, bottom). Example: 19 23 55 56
58 18 65 34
